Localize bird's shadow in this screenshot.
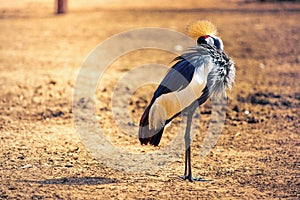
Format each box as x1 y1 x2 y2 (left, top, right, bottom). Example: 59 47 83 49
21 176 117 186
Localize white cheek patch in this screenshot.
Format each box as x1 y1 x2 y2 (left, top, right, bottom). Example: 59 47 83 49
206 37 214 46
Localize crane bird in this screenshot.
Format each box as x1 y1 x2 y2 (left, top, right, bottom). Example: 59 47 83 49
138 20 235 182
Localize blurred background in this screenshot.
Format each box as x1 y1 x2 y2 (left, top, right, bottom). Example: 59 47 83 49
1 0 299 199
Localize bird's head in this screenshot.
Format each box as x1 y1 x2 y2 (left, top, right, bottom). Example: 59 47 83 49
197 35 224 50
187 20 224 50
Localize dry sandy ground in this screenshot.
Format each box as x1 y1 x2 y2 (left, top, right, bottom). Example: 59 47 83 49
1 0 300 199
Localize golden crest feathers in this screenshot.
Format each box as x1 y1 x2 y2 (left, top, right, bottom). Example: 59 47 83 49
187 20 218 39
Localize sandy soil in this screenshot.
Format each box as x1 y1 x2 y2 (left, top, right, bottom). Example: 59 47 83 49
1 0 300 199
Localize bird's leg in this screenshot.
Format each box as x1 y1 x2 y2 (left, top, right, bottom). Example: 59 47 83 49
180 107 206 182
186 112 195 182
180 111 194 181
183 144 188 177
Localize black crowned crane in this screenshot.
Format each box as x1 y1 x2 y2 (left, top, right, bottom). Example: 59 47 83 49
138 20 235 182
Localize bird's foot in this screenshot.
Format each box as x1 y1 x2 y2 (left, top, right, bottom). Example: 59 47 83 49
179 175 212 182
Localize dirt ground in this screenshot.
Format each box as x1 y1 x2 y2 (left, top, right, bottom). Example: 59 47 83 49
1 0 300 199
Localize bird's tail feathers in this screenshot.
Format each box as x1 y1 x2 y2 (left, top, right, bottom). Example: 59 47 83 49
139 105 165 146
